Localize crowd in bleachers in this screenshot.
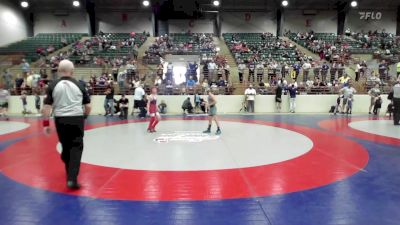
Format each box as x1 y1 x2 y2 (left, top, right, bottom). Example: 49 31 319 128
144 33 216 65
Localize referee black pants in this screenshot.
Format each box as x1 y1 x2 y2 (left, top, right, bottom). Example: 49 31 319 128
393 98 400 125
55 116 85 182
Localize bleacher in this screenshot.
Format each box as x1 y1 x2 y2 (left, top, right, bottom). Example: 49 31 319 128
222 33 298 64
288 32 377 54
0 33 87 62
68 33 147 63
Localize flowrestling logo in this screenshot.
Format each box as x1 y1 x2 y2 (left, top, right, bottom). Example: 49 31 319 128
154 131 220 143
359 11 382 20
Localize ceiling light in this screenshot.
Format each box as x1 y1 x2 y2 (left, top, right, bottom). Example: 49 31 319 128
282 0 289 7
350 1 358 7
72 1 80 7
213 0 220 6
143 0 150 7
21 1 29 8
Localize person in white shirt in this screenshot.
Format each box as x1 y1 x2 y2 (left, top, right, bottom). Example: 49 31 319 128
244 84 257 113
238 62 246 83
355 63 361 81
302 61 311 82
0 84 10 120
339 82 357 114
256 62 264 83
154 76 162 86
208 61 217 81
132 84 145 115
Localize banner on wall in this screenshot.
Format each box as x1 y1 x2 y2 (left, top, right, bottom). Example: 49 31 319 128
359 11 382 20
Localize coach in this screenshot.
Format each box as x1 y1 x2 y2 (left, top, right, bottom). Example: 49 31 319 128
42 59 91 189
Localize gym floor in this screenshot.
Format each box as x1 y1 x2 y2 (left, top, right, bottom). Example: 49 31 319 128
0 114 399 225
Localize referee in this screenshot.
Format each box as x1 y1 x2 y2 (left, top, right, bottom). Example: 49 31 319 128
393 81 400 125
43 60 91 189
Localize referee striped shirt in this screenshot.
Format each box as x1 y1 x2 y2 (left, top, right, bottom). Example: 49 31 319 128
44 77 90 117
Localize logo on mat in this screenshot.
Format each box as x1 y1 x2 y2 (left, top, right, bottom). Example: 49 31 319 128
154 131 220 143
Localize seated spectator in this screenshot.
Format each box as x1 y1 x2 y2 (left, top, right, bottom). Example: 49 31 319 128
186 76 196 88
154 75 162 86
118 94 129 119
182 97 193 114
158 100 167 114
368 71 381 85
217 77 227 87
339 74 350 85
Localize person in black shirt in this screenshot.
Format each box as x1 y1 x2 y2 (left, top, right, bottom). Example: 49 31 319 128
42 59 91 190
104 87 114 116
118 94 129 119
275 84 283 112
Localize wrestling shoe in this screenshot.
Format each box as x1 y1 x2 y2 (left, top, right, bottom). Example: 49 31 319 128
203 129 211 134
67 181 81 190
215 129 221 135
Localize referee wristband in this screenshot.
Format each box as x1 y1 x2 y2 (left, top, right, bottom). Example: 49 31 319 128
43 119 50 127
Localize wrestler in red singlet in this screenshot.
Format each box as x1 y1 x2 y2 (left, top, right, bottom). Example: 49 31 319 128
147 87 161 133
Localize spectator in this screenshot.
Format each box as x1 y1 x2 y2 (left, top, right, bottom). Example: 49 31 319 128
288 84 297 113
256 62 264 83
21 59 30 79
355 62 361 81
339 81 357 114
339 74 350 85
373 94 382 116
0 84 10 120
154 75 162 87
368 71 381 85
186 76 196 88
133 84 145 115
118 94 129 119
248 61 255 82
368 84 381 114
224 64 230 82
292 62 301 81
391 81 400 125
217 77 226 87
244 84 256 113
275 84 283 112
158 100 167 114
2 69 13 90
104 87 114 116
238 62 246 83
182 97 193 114
302 61 311 82
321 62 329 82
117 71 127 94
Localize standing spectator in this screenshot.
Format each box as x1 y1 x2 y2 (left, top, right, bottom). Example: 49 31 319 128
378 60 388 82
368 84 381 114
292 62 301 81
248 61 255 83
0 84 10 120
133 84 145 115
42 59 91 189
21 59 30 80
117 71 127 94
275 84 283 112
288 84 297 113
339 82 357 114
208 61 217 81
166 62 174 82
118 94 129 119
238 62 246 83
2 69 13 90
321 62 329 82
224 64 230 82
50 61 58 81
256 62 264 83
244 84 256 113
355 62 361 82
302 61 311 82
104 87 114 116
